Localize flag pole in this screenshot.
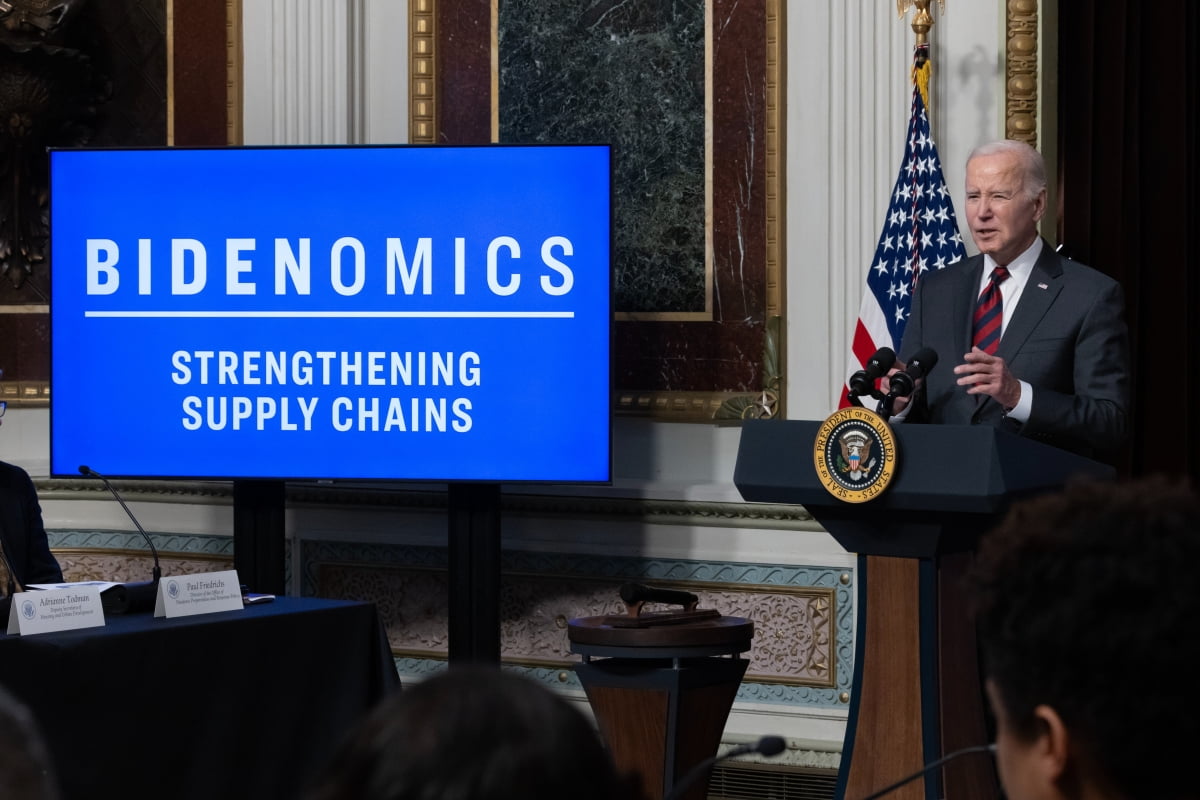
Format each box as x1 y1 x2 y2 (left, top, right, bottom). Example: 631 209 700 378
838 0 965 410
898 0 946 119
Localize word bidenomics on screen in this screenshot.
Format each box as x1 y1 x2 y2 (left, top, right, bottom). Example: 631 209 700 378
49 145 612 482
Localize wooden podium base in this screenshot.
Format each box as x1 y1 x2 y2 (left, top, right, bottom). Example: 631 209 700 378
842 555 926 800
569 614 754 800
840 553 998 800
577 657 748 800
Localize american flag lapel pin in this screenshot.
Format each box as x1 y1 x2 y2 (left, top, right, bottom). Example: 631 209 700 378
1037 282 1048 290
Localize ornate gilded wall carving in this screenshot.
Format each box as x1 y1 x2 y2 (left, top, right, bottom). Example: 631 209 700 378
1005 0 1039 146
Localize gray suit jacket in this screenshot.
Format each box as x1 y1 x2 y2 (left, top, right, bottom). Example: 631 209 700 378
897 241 1130 461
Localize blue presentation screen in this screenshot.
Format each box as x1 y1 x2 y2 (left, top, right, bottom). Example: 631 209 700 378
49 145 612 481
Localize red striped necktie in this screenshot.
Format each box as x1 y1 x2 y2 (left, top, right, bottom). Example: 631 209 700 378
972 266 1010 354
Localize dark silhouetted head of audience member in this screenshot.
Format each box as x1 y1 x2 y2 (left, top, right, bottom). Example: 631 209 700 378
0 684 60 800
305 666 629 800
969 477 1200 800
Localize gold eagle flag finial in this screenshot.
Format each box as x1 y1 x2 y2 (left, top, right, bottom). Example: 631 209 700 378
897 0 946 116
896 0 946 48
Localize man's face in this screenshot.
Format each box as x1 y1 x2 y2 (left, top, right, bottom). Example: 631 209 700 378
985 680 1054 800
965 151 1046 266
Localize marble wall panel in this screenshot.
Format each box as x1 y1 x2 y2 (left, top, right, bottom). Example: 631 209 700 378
435 1 773 408
435 0 492 144
499 1 707 315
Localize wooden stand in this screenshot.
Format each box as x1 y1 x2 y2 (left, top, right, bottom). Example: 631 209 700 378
569 614 753 800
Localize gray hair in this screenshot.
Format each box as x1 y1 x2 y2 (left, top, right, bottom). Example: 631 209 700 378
968 140 1047 200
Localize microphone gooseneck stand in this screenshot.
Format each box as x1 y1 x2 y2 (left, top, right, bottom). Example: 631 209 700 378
663 735 787 800
858 743 997 800
79 465 163 612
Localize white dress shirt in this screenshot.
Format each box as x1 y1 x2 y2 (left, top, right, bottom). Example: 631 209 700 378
980 237 1042 421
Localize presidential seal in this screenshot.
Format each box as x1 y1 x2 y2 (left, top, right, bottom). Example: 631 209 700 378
812 407 898 503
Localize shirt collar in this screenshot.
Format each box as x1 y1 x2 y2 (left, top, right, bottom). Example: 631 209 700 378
982 237 1043 285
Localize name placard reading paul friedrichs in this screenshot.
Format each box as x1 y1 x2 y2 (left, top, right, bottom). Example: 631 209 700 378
813 407 898 503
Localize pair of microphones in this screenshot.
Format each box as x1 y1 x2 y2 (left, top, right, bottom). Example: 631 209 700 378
847 346 939 419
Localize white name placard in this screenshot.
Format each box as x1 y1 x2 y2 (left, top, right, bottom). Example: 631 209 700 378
7 587 106 636
154 570 244 618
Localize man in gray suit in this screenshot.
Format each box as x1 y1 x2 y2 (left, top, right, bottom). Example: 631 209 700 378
888 140 1130 461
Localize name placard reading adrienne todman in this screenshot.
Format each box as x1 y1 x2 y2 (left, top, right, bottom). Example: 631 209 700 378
154 570 244 618
48 145 613 482
7 586 106 636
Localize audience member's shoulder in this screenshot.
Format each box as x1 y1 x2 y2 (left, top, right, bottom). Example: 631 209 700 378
0 460 30 483
305 666 627 800
0 683 61 800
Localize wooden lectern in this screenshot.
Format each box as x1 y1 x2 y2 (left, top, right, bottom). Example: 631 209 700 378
734 420 1113 800
569 597 753 800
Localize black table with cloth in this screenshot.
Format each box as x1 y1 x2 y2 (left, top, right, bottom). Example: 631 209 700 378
0 596 399 800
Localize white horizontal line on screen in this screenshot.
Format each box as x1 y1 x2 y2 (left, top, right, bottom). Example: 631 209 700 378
83 310 576 319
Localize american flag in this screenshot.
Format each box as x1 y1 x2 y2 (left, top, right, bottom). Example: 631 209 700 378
840 73 966 407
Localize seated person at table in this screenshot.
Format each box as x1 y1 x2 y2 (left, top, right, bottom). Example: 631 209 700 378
305 667 630 800
0 460 63 595
0 684 61 800
968 477 1200 800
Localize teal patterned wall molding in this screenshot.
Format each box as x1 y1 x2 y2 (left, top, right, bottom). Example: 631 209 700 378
302 539 853 710
49 530 234 558
37 477 234 506
47 529 235 584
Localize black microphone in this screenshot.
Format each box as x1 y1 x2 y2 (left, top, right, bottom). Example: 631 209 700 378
664 735 787 800
887 347 938 398
79 465 162 613
857 743 996 800
848 347 897 399
619 582 699 609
